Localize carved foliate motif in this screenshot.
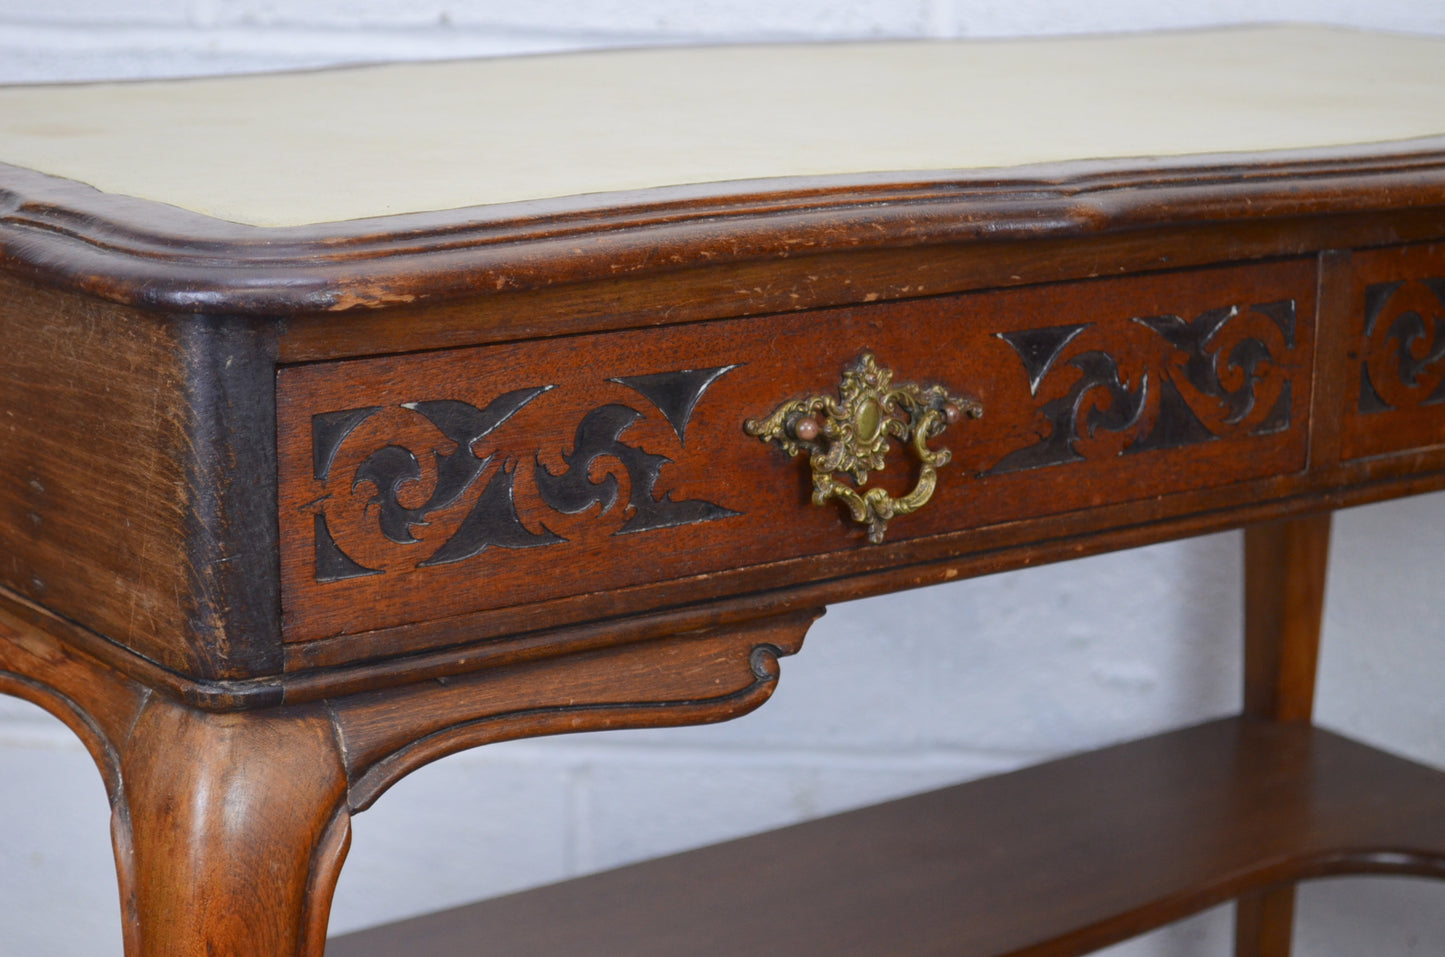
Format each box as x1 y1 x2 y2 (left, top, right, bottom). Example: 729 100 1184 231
309 367 738 582
1356 278 1445 414
989 299 1296 474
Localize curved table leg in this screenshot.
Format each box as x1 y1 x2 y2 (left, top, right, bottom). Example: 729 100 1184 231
1 597 817 955
114 696 351 957
0 604 351 957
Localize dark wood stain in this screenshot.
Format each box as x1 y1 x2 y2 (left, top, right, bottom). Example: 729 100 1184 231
329 719 1445 957
1342 245 1445 460
276 261 1315 648
0 272 196 674
2 99 1445 957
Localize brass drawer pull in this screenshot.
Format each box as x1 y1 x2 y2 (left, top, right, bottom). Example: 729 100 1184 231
746 354 981 543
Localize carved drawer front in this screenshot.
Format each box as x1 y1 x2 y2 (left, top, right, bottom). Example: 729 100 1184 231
277 259 1314 644
1341 243 1445 461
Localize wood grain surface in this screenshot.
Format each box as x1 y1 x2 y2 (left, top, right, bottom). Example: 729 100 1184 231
2 143 1445 690
0 268 284 682
279 260 1314 646
0 271 281 678
2 46 1445 957
328 718 1445 957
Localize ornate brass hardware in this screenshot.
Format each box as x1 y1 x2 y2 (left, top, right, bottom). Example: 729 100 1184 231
745 353 982 544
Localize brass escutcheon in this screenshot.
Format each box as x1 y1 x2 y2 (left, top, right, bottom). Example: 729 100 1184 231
745 353 982 544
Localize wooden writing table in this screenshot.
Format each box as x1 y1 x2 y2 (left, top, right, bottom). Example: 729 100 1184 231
2 24 1445 956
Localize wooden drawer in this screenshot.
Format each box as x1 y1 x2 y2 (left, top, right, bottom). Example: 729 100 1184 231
1341 243 1445 460
278 259 1314 644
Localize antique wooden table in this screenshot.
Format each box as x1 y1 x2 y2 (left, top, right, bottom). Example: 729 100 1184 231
3 24 1445 957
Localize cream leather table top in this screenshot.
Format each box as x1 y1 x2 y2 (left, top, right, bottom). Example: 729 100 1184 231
0 25 1443 226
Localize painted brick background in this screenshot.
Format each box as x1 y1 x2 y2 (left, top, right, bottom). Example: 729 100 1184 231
2 2 1445 955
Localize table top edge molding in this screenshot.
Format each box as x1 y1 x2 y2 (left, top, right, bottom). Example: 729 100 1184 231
3 141 1445 317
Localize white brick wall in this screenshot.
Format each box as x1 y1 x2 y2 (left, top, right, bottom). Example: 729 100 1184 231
2 1 1443 82
2 3 1445 955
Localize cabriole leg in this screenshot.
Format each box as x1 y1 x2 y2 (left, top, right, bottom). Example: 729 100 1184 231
113 696 352 957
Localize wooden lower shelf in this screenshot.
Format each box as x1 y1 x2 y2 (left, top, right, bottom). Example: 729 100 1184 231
328 717 1445 957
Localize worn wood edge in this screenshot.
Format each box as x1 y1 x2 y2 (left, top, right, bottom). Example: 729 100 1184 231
174 315 285 679
277 219 1445 365
4 141 1445 315
0 586 284 710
